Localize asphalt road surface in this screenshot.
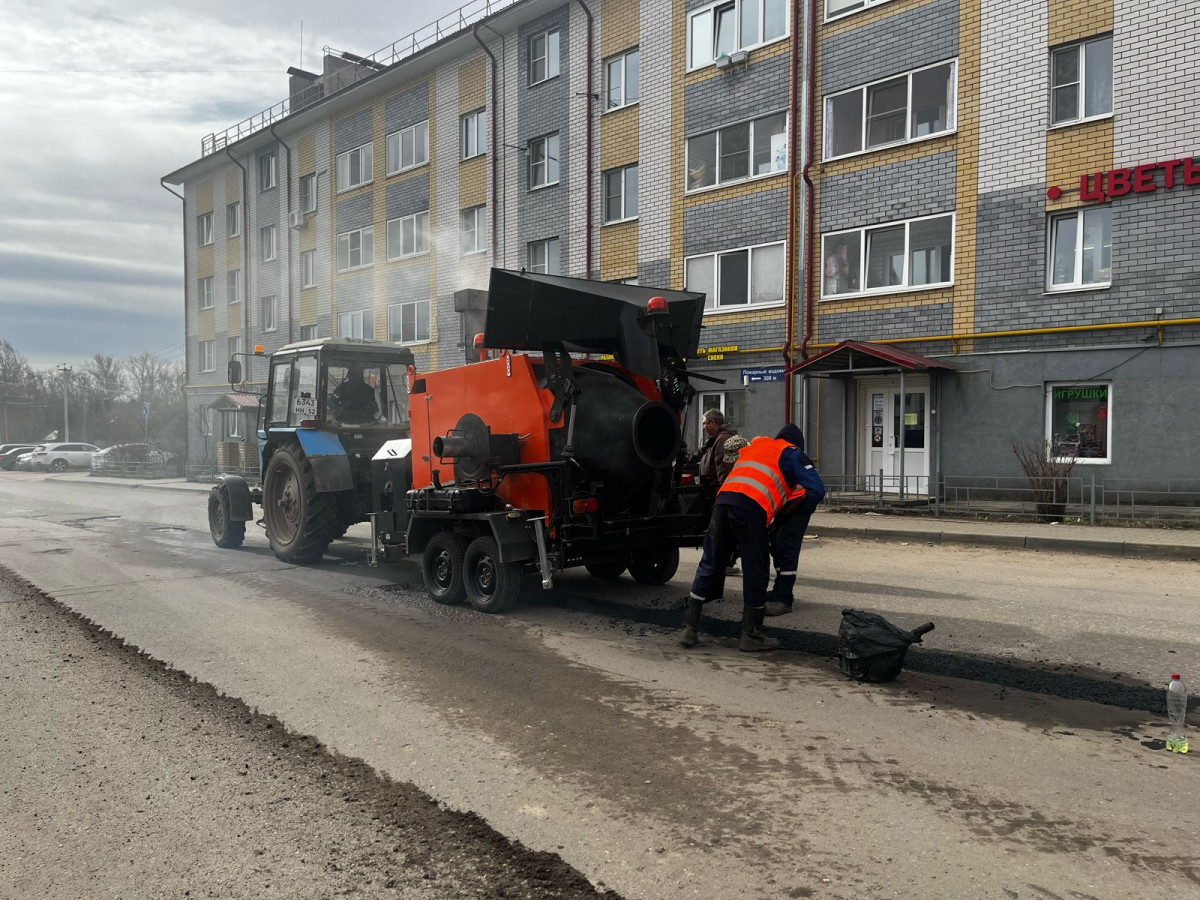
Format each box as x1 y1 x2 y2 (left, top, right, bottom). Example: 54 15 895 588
1 471 1197 899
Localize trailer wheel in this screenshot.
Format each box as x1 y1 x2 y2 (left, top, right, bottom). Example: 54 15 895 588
207 485 246 549
463 535 521 614
584 558 627 579
628 547 680 586
261 444 338 564
423 532 468 605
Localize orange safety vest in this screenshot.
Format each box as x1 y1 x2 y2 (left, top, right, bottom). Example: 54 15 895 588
718 436 799 525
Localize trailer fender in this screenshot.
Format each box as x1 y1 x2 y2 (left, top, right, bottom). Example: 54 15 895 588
487 513 538 564
294 429 353 493
215 474 254 522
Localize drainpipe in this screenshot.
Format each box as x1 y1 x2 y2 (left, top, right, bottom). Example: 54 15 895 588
159 177 189 390
224 148 252 385
575 0 595 278
269 123 295 343
783 0 803 418
472 24 500 262
799 0 818 364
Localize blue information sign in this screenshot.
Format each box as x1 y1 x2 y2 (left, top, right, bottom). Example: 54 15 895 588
740 367 786 383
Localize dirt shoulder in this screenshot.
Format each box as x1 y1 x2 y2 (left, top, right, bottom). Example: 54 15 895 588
0 567 608 900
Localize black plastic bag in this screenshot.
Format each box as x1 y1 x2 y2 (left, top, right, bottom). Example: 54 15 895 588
838 608 934 683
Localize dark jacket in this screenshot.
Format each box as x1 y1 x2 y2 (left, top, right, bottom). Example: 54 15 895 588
697 425 737 481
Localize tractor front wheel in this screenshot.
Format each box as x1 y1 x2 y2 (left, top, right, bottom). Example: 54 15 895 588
207 485 246 549
261 444 338 563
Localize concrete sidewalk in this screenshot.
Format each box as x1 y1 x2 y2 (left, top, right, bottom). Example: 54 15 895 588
44 471 1200 561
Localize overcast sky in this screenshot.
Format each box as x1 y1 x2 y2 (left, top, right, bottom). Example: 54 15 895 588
0 0 464 372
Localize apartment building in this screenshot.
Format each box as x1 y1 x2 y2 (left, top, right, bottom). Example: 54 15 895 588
165 0 1199 491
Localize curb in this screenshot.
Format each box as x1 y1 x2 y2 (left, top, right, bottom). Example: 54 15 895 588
44 475 213 495
812 523 1199 561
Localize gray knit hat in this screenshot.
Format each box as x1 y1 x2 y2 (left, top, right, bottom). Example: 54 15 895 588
722 434 749 462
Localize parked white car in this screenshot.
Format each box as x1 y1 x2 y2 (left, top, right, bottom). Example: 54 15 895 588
28 443 100 472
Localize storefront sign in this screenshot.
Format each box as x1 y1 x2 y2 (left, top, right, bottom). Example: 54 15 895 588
700 345 739 355
741 366 786 383
1052 387 1108 401
1048 157 1200 203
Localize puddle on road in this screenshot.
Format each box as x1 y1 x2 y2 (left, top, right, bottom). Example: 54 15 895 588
62 515 123 530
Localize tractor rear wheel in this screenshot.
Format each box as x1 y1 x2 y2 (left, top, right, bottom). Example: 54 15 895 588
463 535 521 614
207 485 246 549
628 546 680 586
584 557 627 579
423 532 468 605
261 444 338 563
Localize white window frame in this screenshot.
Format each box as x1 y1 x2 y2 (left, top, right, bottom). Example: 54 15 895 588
1050 35 1113 128
336 142 374 193
199 340 215 373
386 121 429 175
685 111 788 193
696 391 746 443
226 202 241 237
460 206 488 255
388 299 431 346
687 0 789 71
825 0 896 23
461 109 487 160
820 212 955 300
387 211 430 261
260 295 278 333
299 324 318 341
301 250 316 288
684 240 787 313
527 237 561 275
222 409 244 440
823 59 958 161
198 276 215 310
299 174 317 214
1045 382 1113 465
227 269 242 305
603 164 639 224
604 48 640 111
228 335 243 366
338 309 366 340
1046 207 1112 292
528 133 561 190
197 212 214 246
529 28 561 85
336 227 374 272
260 225 277 263
259 153 276 191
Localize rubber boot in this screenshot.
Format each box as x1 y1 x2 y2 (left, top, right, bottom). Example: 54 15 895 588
739 604 780 652
679 595 705 648
765 571 796 617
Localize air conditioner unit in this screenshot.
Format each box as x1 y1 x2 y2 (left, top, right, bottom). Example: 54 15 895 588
288 210 305 229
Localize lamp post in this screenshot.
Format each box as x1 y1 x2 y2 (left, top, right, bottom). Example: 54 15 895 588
57 364 73 442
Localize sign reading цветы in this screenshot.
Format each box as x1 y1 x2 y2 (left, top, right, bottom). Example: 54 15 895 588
741 367 786 383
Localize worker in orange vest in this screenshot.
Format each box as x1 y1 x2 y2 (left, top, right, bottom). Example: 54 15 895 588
681 424 823 651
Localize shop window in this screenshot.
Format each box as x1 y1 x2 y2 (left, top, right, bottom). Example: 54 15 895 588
825 60 957 160
1051 35 1112 126
822 213 953 298
696 391 745 443
1046 383 1111 463
1047 207 1110 290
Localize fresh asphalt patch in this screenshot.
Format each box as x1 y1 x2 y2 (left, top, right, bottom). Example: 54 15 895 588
0 565 612 899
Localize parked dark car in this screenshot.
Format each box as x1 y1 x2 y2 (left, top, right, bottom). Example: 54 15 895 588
89 443 181 478
0 445 36 470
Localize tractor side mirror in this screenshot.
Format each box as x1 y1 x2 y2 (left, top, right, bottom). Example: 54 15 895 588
227 359 242 386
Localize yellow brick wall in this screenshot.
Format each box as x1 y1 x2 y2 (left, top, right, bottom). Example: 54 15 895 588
459 155 487 209
600 0 639 57
1045 119 1114 212
459 58 486 114
297 133 316 175
599 220 638 280
225 167 240 200
1048 0 1112 47
226 237 240 273
197 308 215 341
600 105 639 170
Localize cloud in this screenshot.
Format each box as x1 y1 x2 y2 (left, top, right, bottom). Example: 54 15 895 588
0 0 462 369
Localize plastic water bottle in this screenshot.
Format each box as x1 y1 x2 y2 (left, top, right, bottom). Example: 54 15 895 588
1167 674 1188 754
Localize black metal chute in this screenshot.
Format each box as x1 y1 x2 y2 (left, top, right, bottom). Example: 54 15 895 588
482 269 706 380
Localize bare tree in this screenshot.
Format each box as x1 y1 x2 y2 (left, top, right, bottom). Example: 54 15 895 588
1012 439 1078 522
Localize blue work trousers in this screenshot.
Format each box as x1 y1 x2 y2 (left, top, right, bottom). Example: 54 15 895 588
690 501 770 609
768 495 821 603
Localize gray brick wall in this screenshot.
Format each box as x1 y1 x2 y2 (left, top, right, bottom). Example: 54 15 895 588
973 185 1046 332
335 193 374 233
334 108 373 155
383 81 429 134
639 258 670 289
683 186 787 257
684 52 790 137
819 302 953 344
385 263 431 309
517 6 571 270
821 0 958 96
385 174 430 221
820 151 956 232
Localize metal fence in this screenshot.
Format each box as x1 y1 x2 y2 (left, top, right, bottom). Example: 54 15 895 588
822 473 1200 527
89 461 184 479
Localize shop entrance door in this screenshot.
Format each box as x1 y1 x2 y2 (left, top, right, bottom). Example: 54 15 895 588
863 383 930 495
